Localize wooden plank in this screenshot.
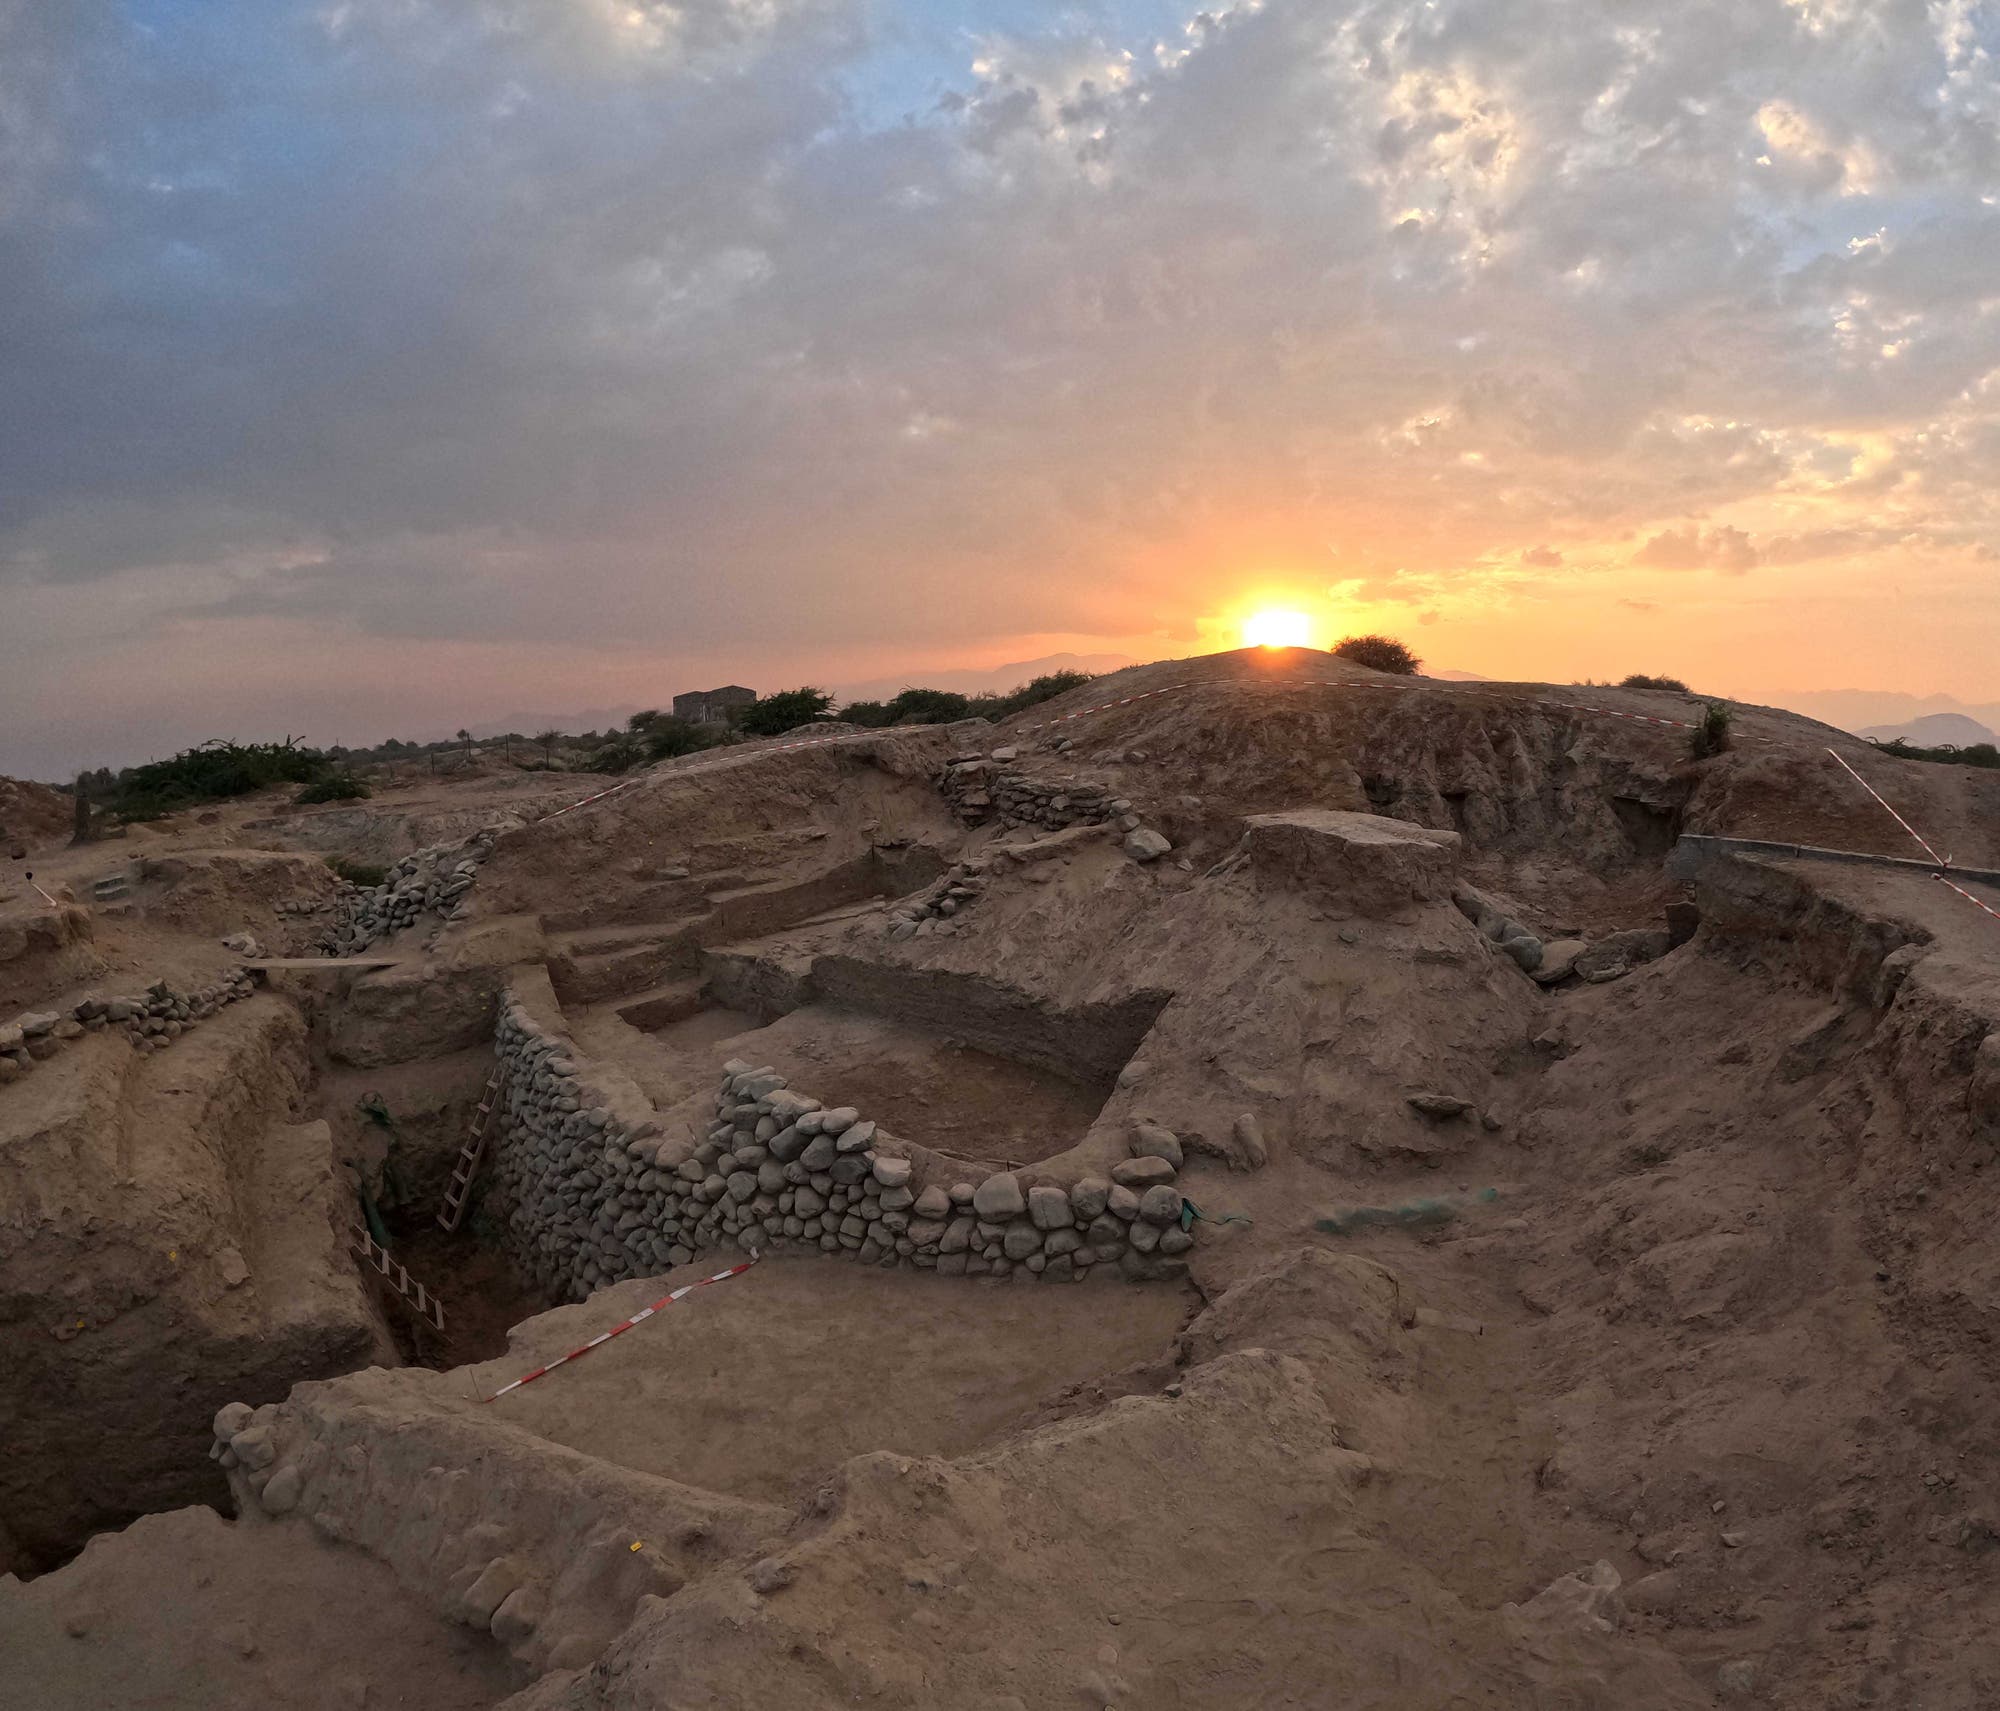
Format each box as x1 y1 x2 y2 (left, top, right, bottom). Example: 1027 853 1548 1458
238 955 402 967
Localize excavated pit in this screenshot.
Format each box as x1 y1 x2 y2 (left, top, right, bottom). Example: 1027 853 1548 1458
12 658 2000 1709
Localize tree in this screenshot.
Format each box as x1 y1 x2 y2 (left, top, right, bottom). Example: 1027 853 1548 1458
1331 635 1421 675
644 717 724 760
535 728 563 765
737 688 832 737
883 687 971 725
839 699 893 727
70 774 93 846
628 709 661 732
456 727 473 760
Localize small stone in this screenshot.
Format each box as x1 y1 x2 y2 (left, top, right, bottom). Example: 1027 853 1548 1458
1123 828 1171 862
1137 1183 1182 1225
1027 1185 1075 1230
260 1465 303 1514
1070 1177 1110 1219
871 1156 912 1189
1720 1530 1747 1549
1110 1156 1175 1189
973 1172 1026 1220
1128 1122 1183 1169
914 1186 951 1220
1002 1223 1044 1260
748 1557 796 1594
1406 1092 1474 1119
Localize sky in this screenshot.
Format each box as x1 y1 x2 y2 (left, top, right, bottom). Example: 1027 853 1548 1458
3 0 1998 778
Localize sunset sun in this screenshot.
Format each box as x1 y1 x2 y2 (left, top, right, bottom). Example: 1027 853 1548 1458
1243 608 1313 649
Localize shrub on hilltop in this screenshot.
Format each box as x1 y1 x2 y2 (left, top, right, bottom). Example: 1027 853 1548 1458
737 688 833 738
294 773 371 805
111 738 331 820
643 717 729 760
1690 702 1734 759
839 671 1096 729
1331 635 1422 676
1620 673 1690 692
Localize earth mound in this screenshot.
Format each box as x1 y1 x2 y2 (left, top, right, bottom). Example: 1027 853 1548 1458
5 648 2000 1710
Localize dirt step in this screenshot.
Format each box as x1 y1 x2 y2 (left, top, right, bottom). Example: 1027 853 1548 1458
613 979 708 1032
549 921 704 1005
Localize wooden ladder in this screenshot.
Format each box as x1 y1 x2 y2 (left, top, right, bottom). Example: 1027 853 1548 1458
350 1223 447 1336
437 1067 504 1233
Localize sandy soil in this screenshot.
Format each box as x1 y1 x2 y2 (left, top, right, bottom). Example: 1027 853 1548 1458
0 1506 525 1711
9 648 2000 1709
462 1260 1196 1504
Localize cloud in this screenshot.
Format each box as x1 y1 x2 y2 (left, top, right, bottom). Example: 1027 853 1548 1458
2 0 1999 774
1633 525 1761 573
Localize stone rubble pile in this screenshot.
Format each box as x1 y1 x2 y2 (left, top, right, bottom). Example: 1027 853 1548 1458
0 972 257 1086
1452 883 1545 974
1455 883 1693 987
484 995 1193 1298
316 829 501 955
884 860 989 939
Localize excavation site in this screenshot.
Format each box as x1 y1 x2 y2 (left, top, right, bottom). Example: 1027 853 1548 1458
5 649 2000 1711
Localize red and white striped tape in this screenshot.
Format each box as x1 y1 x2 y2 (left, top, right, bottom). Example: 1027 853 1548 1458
480 1255 758 1402
1938 873 2000 925
1823 747 1949 867
1821 745 2000 933
534 776 648 824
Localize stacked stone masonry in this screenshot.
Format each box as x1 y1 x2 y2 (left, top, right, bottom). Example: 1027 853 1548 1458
0 972 258 1088
939 755 1137 835
485 993 1192 1299
317 828 501 955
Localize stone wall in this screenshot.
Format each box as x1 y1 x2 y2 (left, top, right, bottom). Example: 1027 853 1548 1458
484 984 1193 1299
940 751 1135 834
1 972 257 1088
316 827 502 955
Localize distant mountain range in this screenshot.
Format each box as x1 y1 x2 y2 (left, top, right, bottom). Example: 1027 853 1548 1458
1854 711 1998 748
1774 689 2000 743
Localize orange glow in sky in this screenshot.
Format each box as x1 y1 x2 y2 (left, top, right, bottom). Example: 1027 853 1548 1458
1243 608 1314 649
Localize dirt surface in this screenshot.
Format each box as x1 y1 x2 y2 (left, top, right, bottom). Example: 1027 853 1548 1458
8 648 2000 1708
464 1259 1195 1502
0 1505 525 1711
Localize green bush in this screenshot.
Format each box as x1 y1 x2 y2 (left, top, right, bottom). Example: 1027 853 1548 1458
737 688 832 738
294 773 371 805
644 717 728 760
583 738 646 774
112 738 330 820
1331 635 1421 676
842 671 1097 729
1874 738 2000 771
985 670 1093 718
1690 702 1733 759
883 687 972 725
1620 673 1690 692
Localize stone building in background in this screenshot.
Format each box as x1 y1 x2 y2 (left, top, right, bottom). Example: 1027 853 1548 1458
671 686 757 727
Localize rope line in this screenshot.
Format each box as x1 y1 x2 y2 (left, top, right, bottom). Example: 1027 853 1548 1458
479 1255 758 1402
